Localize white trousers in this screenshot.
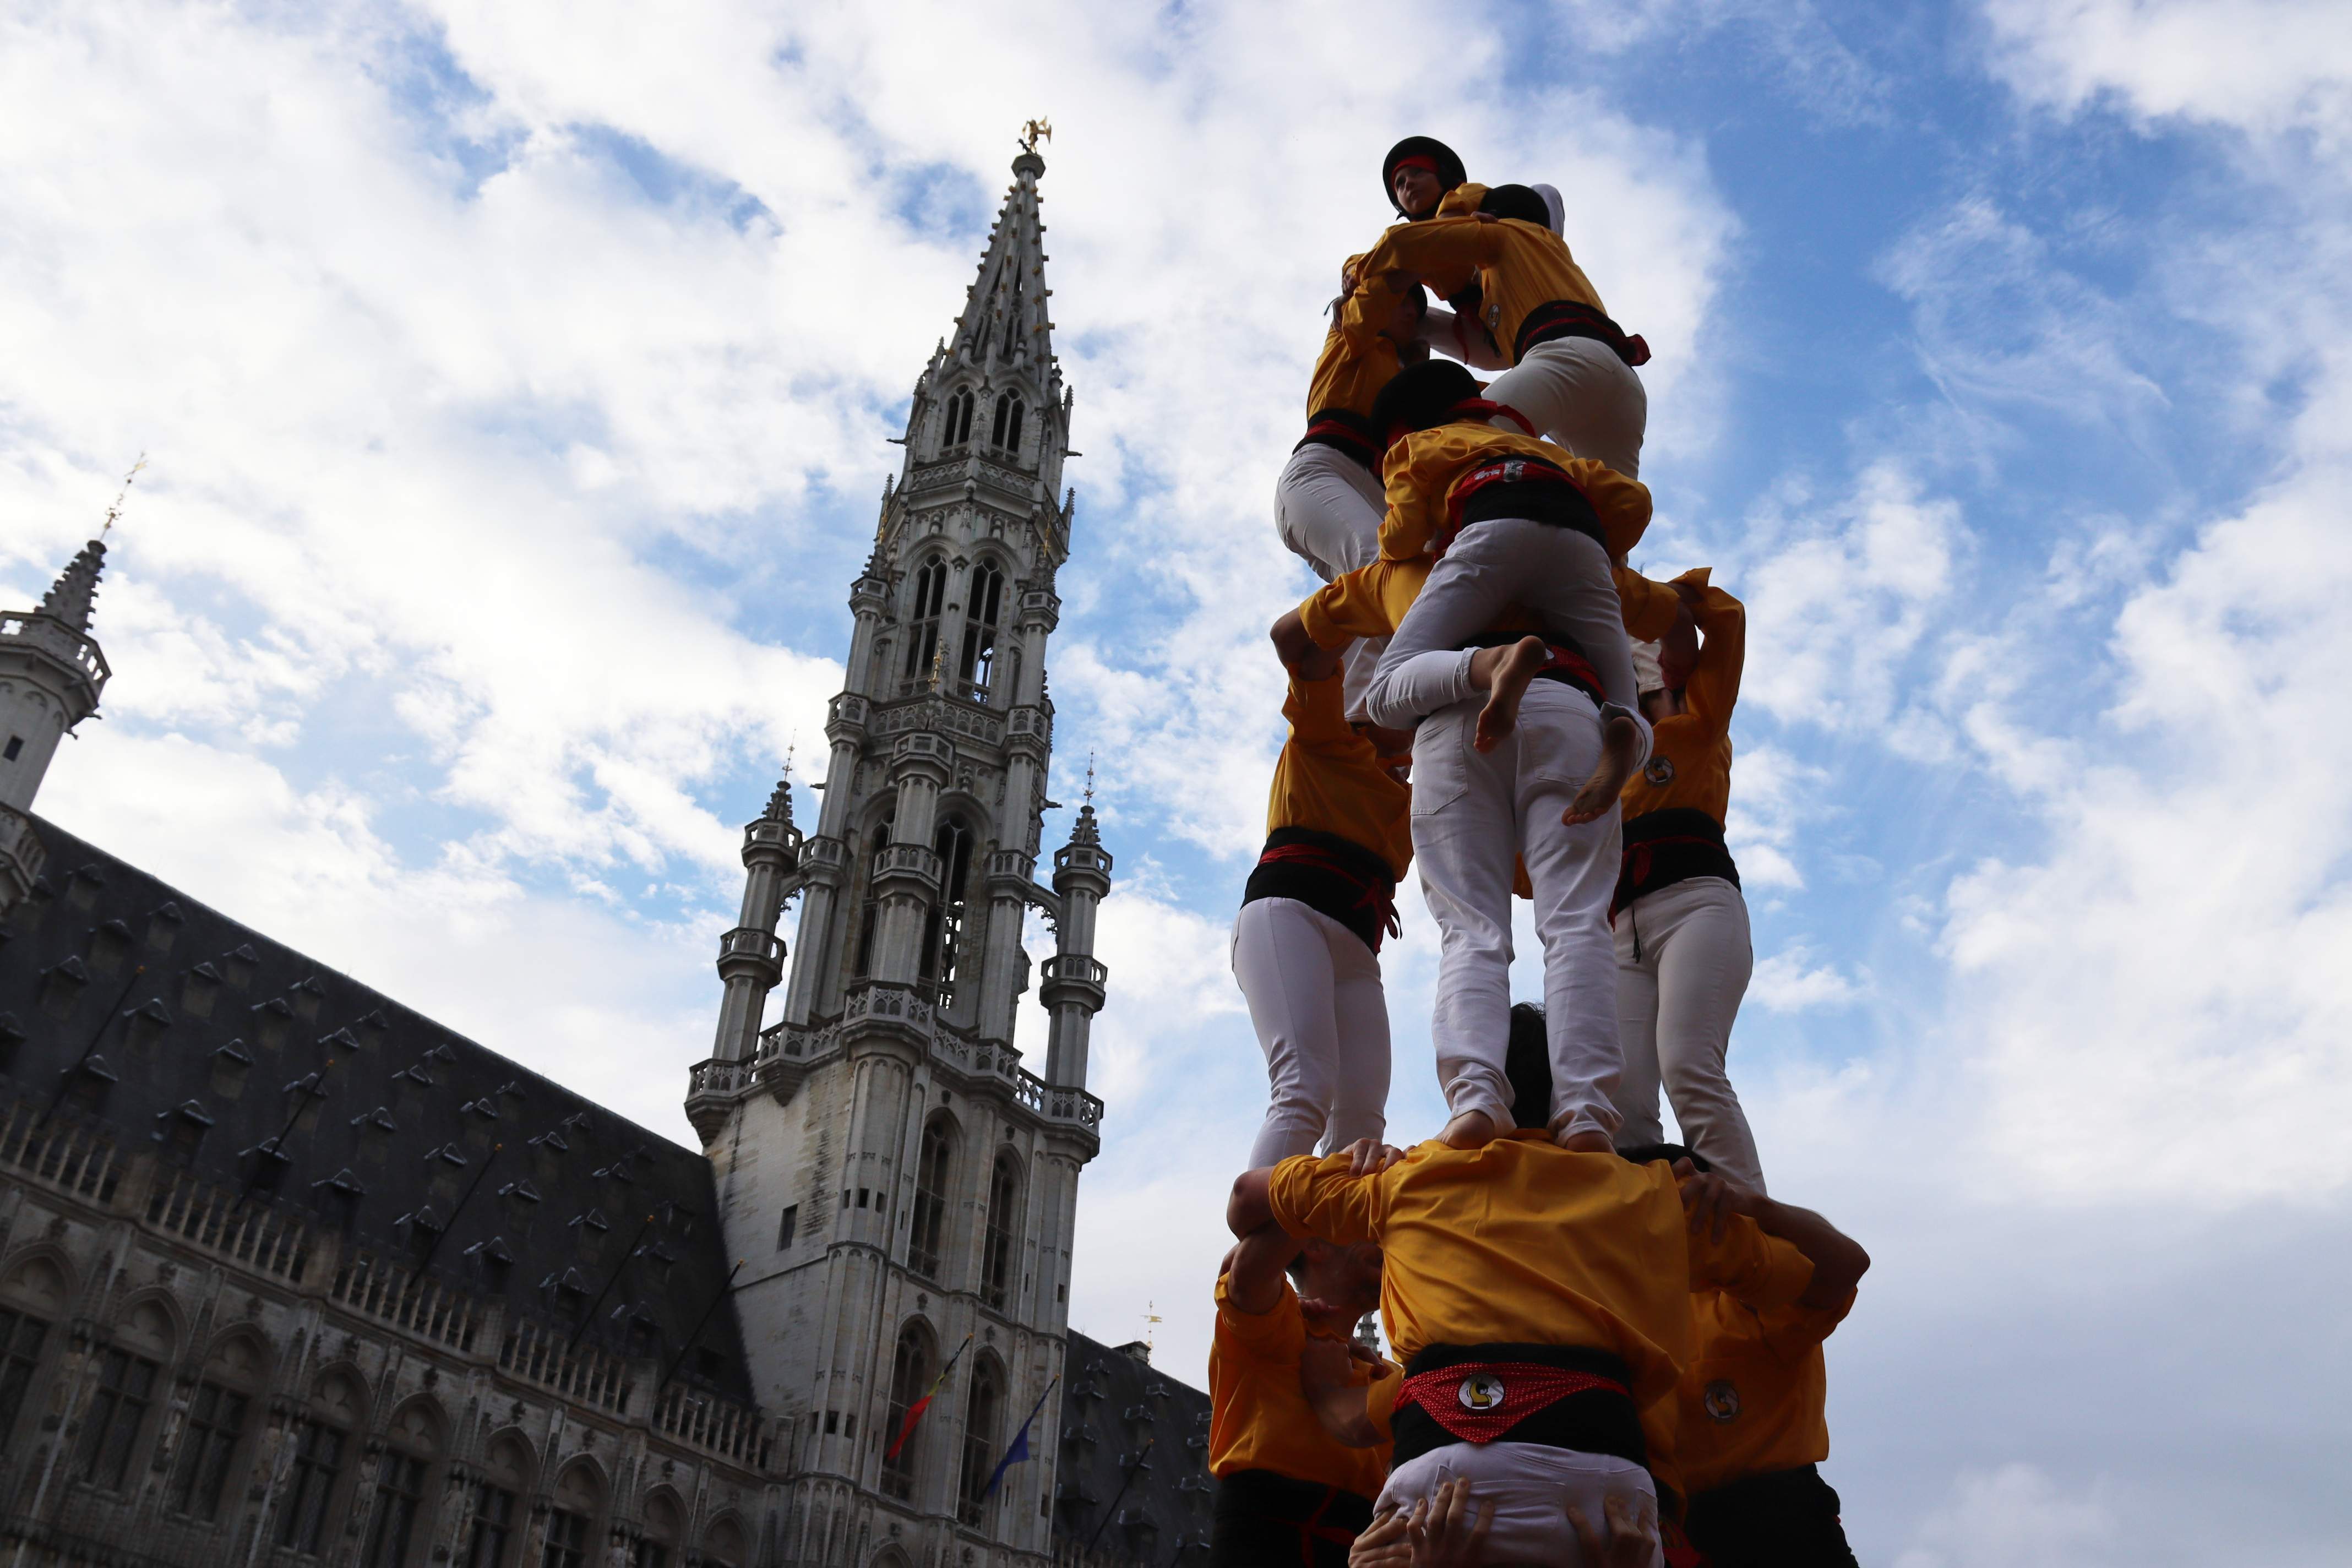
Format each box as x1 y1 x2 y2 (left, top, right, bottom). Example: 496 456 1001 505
1362 516 1644 727
1409 684 1625 1139
1274 441 1389 720
1612 876 1765 1189
1232 896 1392 1168
1376 1442 1662 1568
1485 337 1647 478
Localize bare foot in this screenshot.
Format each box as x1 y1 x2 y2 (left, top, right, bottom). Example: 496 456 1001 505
1562 713 1642 825
1439 1108 1502 1148
1474 636 1549 753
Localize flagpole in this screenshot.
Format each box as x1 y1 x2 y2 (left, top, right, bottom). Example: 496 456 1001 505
887 1331 974 1461
979 1373 1059 1500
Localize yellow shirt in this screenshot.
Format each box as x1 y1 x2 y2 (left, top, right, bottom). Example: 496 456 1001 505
1299 559 1670 651
1306 265 1409 424
1269 671 1413 880
1208 1272 1395 1497
1620 575 1743 828
1378 426 1653 564
1267 1134 1814 1411
1675 1288 1853 1497
1358 215 1609 366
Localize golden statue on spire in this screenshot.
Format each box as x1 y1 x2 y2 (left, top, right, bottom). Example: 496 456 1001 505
1020 117 1053 154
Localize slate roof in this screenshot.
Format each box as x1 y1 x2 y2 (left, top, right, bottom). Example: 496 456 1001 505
1053 1332 1216 1562
0 817 756 1405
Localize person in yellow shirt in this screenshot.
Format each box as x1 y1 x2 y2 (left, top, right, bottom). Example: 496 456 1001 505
1235 629 1414 1168
1226 1010 1843 1564
1358 360 1655 1151
1381 137 1468 222
1358 183 1648 477
1612 571 1767 1190
1670 1154 1869 1567
1210 1213 1392 1567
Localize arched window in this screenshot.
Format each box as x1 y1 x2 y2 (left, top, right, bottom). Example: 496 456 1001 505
907 1117 955 1280
981 1153 1021 1312
957 1358 1005 1526
461 1434 532 1568
362 1399 443 1568
921 819 974 1004
901 556 949 686
541 1462 604 1568
77 1297 173 1492
853 810 894 979
634 1490 683 1568
990 394 1025 452
275 1368 366 1556
943 389 975 449
168 1330 266 1522
880 1322 934 1502
959 561 1005 701
0 1258 67 1461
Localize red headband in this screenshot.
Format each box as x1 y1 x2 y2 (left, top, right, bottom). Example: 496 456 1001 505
1392 154 1440 178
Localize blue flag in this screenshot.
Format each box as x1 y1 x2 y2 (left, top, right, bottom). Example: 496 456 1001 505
982 1377 1058 1499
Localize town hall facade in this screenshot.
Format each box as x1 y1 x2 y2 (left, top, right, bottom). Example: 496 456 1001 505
0 147 1216 1568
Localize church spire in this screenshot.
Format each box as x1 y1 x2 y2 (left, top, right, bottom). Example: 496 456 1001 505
36 537 106 634
943 147 1058 378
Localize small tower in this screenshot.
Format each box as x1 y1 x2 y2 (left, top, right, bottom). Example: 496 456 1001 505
688 139 1112 1566
0 537 111 913
688 765 805 1139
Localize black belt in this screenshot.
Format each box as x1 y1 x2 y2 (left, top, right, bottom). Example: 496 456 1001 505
1515 298 1651 367
1392 1343 1646 1471
1243 827 1399 954
1613 807 1740 920
1210 1469 1374 1568
1295 407 1381 471
1686 1465 1859 1568
1436 455 1607 555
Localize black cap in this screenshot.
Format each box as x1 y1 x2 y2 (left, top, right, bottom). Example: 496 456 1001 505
1370 359 1483 445
1478 182 1553 228
1382 136 1467 216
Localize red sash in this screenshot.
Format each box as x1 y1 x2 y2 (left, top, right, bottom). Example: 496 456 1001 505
1395 1360 1631 1445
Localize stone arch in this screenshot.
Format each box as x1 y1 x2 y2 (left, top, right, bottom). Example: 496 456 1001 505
542 1455 607 1568
459 1428 535 1568
110 1287 183 1359
979 1145 1025 1311
906 1110 960 1281
0 1251 67 1460
879 1315 939 1502
700 1510 750 1567
0 1248 76 1316
868 1545 914 1568
167 1325 269 1523
362 1393 447 1567
638 1484 687 1565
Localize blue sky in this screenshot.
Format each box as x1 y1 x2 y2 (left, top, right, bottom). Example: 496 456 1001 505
4 1 2349 1561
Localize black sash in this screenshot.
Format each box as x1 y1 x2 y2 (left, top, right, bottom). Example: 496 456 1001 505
1515 298 1651 367
1686 1465 1859 1568
1295 406 1381 471
1613 807 1740 919
1243 828 1398 954
1209 1469 1375 1568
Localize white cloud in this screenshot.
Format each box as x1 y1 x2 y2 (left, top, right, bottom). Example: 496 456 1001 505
1894 1464 2121 1568
1749 943 1860 1011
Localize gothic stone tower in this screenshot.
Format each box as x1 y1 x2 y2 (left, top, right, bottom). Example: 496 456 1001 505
684 147 1113 1567
0 536 110 913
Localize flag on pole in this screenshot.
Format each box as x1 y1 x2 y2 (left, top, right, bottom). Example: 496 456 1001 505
886 1332 973 1462
981 1375 1060 1499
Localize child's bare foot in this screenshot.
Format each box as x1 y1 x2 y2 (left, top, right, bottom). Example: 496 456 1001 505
1439 1108 1502 1148
1562 713 1642 825
1474 636 1549 753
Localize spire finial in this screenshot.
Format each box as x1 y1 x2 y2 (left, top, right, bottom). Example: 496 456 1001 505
1083 751 1096 808
100 453 147 540
1019 117 1053 154
763 743 796 824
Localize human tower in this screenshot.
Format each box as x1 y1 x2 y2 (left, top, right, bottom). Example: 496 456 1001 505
1207 138 1870 1568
